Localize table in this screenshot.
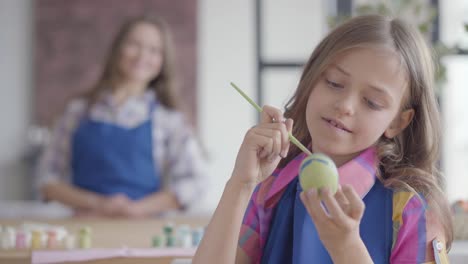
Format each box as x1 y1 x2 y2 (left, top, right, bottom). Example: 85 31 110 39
0 216 209 264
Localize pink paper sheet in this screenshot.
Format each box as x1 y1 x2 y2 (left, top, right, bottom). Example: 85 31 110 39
31 248 196 264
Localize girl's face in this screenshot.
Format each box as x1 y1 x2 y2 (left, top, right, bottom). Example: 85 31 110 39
117 22 164 85
306 47 413 166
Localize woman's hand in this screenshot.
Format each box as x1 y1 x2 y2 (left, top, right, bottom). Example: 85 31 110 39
99 194 133 216
75 192 179 218
300 185 369 260
75 194 141 218
121 200 147 218
231 105 293 186
101 194 149 218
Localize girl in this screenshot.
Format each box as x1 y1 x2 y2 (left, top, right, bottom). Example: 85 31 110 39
193 15 453 263
36 15 206 218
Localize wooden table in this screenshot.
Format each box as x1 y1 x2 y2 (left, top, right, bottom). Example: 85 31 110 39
0 216 209 264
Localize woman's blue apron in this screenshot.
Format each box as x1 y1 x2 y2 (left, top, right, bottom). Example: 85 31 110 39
261 177 393 263
71 103 161 200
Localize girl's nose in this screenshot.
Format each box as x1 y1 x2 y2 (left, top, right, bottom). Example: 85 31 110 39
334 94 355 116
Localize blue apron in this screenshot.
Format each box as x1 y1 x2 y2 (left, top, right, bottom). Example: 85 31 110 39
261 176 393 264
71 103 161 200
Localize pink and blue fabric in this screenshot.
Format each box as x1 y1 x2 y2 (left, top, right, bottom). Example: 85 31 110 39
239 148 447 263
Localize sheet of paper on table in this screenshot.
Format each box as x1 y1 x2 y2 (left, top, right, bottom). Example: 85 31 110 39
31 247 197 264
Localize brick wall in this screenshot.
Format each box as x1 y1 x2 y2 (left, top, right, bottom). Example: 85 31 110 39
35 0 198 126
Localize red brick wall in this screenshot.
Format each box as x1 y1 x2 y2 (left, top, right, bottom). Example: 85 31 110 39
35 0 198 126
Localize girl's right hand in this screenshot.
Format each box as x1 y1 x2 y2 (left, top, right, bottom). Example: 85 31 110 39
231 105 293 186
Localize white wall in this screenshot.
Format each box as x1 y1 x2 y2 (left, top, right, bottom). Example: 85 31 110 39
442 56 468 202
440 0 468 49
0 0 33 200
439 0 468 202
197 0 326 211
262 0 327 108
196 0 257 210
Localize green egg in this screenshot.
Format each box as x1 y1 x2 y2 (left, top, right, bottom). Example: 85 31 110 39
299 153 338 195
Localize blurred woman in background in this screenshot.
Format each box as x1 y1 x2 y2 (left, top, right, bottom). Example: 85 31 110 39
36 15 206 218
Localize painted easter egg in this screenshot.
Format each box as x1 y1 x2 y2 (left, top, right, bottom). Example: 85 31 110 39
299 153 338 195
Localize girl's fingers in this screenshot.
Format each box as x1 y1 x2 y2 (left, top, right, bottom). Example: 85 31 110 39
334 186 350 213
285 118 293 132
259 105 294 159
260 106 288 158
321 187 349 226
254 129 281 160
282 118 293 157
247 129 282 163
300 188 328 226
257 137 274 160
263 117 293 157
342 185 365 220
249 105 295 161
268 130 282 161
260 105 284 124
245 128 273 158
255 123 290 159
258 147 270 160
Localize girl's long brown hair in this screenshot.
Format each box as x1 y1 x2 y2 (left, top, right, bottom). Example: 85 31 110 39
279 15 453 248
84 15 179 110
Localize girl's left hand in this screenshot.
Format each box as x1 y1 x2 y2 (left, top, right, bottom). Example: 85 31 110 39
300 185 365 257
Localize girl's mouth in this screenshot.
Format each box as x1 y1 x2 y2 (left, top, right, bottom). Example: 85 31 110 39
323 118 352 133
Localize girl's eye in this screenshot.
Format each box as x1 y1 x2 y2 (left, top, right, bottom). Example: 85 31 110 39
325 79 343 89
364 98 381 110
